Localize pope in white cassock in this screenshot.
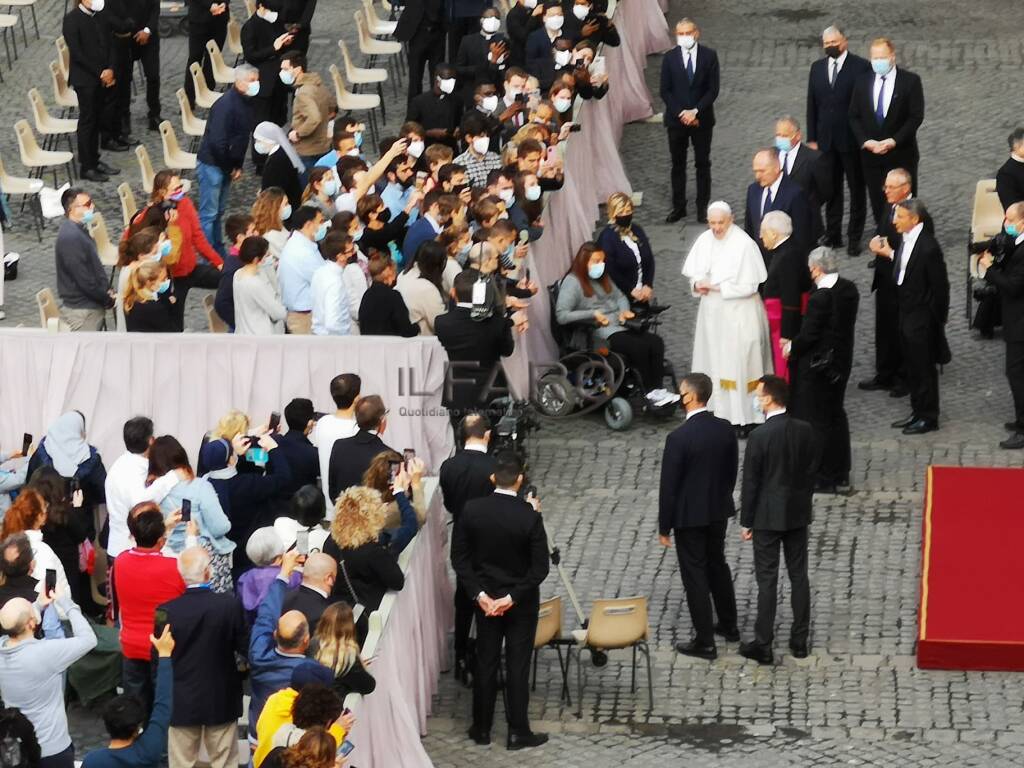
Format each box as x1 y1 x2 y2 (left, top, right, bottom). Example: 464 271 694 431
682 201 773 427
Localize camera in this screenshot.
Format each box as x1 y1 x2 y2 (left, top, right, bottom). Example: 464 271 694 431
490 397 539 466
969 232 1014 265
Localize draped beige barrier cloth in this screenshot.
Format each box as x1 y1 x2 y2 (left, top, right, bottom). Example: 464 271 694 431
0 330 455 469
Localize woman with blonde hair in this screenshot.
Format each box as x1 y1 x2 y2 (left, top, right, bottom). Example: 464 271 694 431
314 602 376 698
596 191 656 305
115 227 169 330
123 261 177 332
196 409 251 476
251 187 292 260
276 727 337 768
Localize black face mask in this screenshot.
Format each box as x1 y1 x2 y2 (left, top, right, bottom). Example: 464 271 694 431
824 45 841 59
377 208 392 223
615 214 633 228
451 183 468 196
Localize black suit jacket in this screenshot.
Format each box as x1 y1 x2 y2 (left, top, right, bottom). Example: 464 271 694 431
274 429 319 497
848 67 925 167
985 241 1024 342
358 282 420 337
394 0 445 43
327 430 395 501
744 177 813 252
996 158 1024 211
434 306 515 410
790 277 860 377
659 44 719 128
895 228 951 363
63 8 113 88
658 411 738 533
596 224 655 299
451 492 549 606
805 53 872 153
159 588 248 727
282 584 329 634
439 448 497 520
762 237 812 339
872 197 934 292
241 14 287 102
454 32 507 95
740 413 819 531
505 5 541 67
185 0 229 34
786 143 832 243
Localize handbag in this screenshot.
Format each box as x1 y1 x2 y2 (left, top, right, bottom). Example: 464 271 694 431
337 557 365 623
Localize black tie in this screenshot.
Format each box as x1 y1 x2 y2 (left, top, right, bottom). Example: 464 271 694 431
893 241 904 282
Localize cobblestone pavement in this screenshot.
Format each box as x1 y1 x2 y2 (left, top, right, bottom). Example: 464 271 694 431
5 0 1016 763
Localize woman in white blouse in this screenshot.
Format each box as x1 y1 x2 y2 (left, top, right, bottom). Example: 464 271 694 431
233 236 287 335
396 240 448 335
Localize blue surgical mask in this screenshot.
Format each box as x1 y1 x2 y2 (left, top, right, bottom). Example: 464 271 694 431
354 131 363 148
160 240 172 257
352 225 364 241
1007 223 1021 237
774 136 792 153
246 80 261 97
457 242 473 265
314 222 329 242
156 279 171 294
80 208 95 224
871 57 892 76
279 69 296 86
281 204 293 221
752 394 764 415
322 178 339 197
588 263 605 279
524 185 541 201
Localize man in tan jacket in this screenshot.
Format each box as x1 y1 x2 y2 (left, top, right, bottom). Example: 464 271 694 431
280 51 338 166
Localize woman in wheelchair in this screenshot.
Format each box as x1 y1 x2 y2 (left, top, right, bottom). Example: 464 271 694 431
556 242 680 407
596 192 656 306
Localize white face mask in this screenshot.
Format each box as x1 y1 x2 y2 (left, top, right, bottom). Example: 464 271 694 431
524 185 541 201
481 95 499 112
89 0 105 10
677 34 696 50
254 140 277 155
407 139 425 158
572 4 589 20
751 394 764 415
523 0 537 7
481 16 500 34
260 7 278 22
498 188 515 204
554 50 572 67
554 98 572 113
544 14 564 31
439 78 456 94
472 135 490 154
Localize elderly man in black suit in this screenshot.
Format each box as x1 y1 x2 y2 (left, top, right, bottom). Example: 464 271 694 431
161 547 248 768
282 552 336 635
773 116 832 248
658 373 739 661
395 0 448 102
744 148 813 255
783 248 860 492
997 128 1024 211
760 211 812 382
660 17 720 224
451 450 549 751
440 413 497 685
327 395 395 500
805 25 872 254
739 376 819 665
848 37 925 228
871 199 949 435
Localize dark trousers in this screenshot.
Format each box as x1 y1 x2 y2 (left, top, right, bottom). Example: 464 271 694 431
823 147 866 246
171 263 222 330
665 122 712 213
249 93 288 166
673 520 737 645
1006 340 1024 426
873 282 903 384
448 17 477 61
608 330 665 391
454 578 475 660
183 25 227 107
863 153 918 229
473 598 538 736
406 27 446 102
752 526 810 649
75 81 118 172
128 37 162 125
39 745 75 768
899 315 939 422
793 374 851 485
122 656 155 715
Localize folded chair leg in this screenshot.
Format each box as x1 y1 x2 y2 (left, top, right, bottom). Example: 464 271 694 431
575 648 584 718
642 642 653 712
18 9 27 47
377 83 385 122
631 644 637 693
556 645 571 706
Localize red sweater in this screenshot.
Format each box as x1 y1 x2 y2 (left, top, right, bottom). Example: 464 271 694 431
136 197 223 278
113 548 186 660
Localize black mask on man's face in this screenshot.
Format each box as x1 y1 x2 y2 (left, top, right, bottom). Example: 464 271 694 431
824 45 841 59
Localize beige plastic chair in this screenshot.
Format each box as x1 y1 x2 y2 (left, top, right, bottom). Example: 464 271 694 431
28 87 77 160
243 0 255 17
117 182 138 228
5 0 38 42
203 294 230 333
531 597 572 703
50 60 78 115
355 10 400 56
189 61 221 110
159 120 197 171
226 17 244 64
571 596 653 716
36 288 68 330
362 0 396 36
88 212 120 270
176 87 207 150
205 39 236 87
340 38 392 109
329 64 381 147
0 151 43 240
135 144 155 195
54 35 69 80
14 119 73 187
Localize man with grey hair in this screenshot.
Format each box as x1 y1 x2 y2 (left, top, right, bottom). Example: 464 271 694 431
196 63 261 257
282 551 337 635
773 116 831 246
806 24 871 254
744 148 813 256
158 546 248 768
760 210 812 381
996 128 1024 210
782 247 860 489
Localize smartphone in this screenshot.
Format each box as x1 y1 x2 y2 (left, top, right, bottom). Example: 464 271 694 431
21 433 31 455
45 568 57 596
403 448 416 467
337 740 355 759
295 529 309 555
180 498 192 523
388 459 402 484
154 607 169 636
268 411 281 433
524 484 538 502
546 145 558 164
247 435 260 447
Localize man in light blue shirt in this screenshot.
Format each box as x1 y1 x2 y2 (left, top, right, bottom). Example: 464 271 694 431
315 121 363 169
278 206 328 335
381 156 420 225
311 232 354 336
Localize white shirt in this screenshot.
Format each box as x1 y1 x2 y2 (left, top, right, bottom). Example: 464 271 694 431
311 261 352 336
681 43 698 74
761 174 783 214
342 260 369 328
1017 232 1024 247
494 487 518 497
897 222 924 285
278 232 322 312
621 236 643 290
815 272 839 289
873 66 897 119
104 452 180 558
311 414 358 508
424 213 443 235
685 406 708 420
780 143 800 175
464 442 488 453
765 407 787 420
334 191 357 214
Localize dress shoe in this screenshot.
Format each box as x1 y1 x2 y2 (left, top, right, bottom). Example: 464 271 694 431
738 641 773 665
1004 421 1024 432
96 161 120 176
148 116 162 131
101 138 130 152
891 414 916 429
467 728 490 746
453 658 471 687
902 419 938 435
714 624 740 642
119 134 141 147
846 240 862 256
81 168 109 183
674 640 717 660
507 731 548 751
888 384 909 398
665 207 687 224
789 643 809 659
696 213 708 223
857 377 891 392
999 433 1024 450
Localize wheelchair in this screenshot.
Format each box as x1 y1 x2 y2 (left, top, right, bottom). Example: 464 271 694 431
533 281 679 431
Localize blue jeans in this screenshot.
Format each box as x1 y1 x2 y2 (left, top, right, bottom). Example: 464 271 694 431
196 161 231 258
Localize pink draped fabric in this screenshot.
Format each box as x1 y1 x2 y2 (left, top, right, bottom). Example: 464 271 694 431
345 483 454 768
764 298 790 382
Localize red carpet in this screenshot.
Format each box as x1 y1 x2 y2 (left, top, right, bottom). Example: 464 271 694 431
918 466 1024 670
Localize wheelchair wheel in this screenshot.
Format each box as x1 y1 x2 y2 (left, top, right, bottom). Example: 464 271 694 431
535 373 575 417
604 397 633 430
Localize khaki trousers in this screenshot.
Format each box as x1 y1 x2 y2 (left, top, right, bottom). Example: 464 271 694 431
167 722 239 768
62 306 106 331
286 311 312 335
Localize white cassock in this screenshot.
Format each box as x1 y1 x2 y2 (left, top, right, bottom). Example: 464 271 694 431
682 224 773 426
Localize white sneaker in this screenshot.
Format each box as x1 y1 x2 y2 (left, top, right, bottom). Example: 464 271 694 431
0 310 5 321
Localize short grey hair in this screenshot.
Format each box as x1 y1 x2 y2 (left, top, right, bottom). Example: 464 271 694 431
178 546 212 585
895 197 928 221
822 24 845 38
234 64 259 84
246 526 285 567
776 115 801 133
754 147 781 163
886 167 912 187
808 247 839 274
761 211 793 239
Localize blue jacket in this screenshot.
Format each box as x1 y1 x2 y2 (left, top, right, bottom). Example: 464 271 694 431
214 252 243 329
402 217 439 265
198 88 256 172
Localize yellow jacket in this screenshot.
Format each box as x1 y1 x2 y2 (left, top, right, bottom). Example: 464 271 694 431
252 688 347 767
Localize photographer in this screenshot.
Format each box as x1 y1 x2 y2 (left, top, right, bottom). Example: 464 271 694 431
979 202 1024 449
